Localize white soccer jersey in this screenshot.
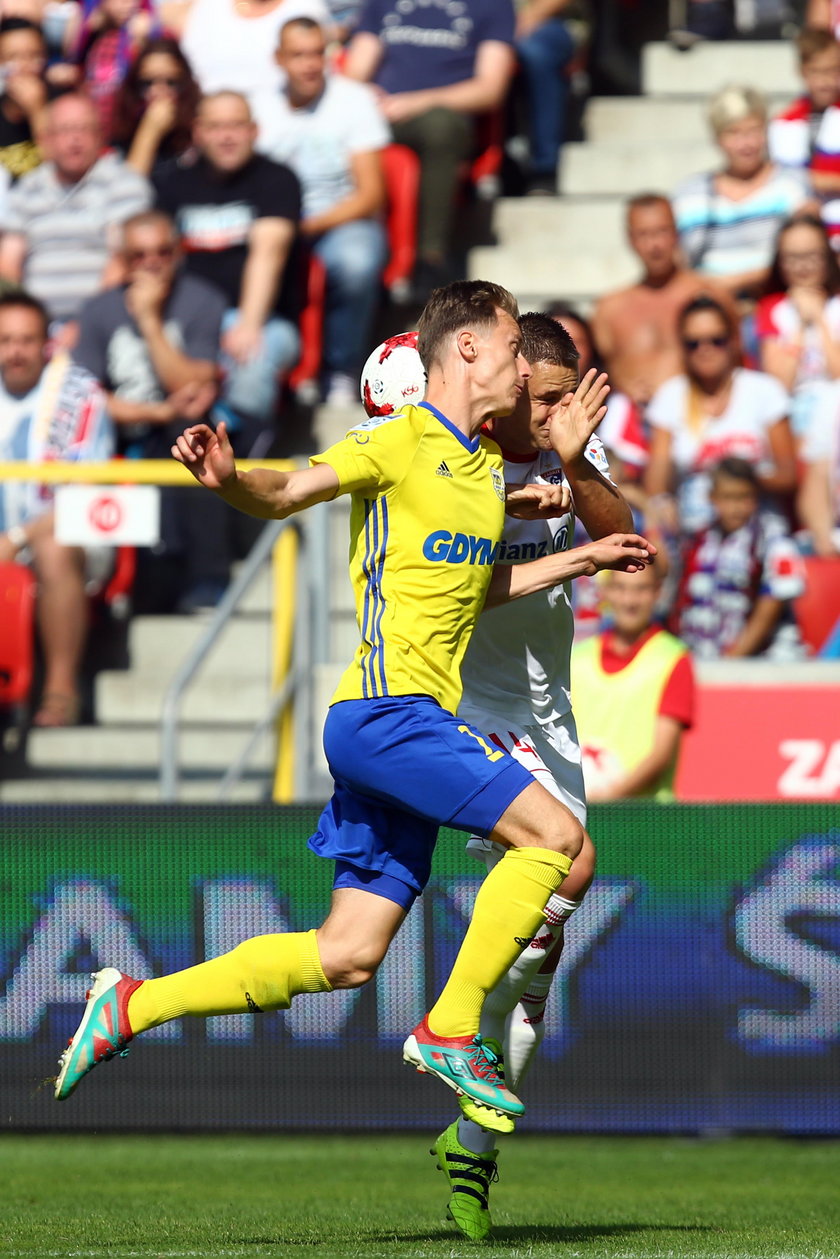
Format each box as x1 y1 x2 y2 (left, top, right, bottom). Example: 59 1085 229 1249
459 440 609 726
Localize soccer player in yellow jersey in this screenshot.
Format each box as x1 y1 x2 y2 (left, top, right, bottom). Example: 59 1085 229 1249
54 282 655 1131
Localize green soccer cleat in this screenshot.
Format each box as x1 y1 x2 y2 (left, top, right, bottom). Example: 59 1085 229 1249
431 1120 499 1241
55 967 143 1100
457 1039 516 1134
403 1017 524 1134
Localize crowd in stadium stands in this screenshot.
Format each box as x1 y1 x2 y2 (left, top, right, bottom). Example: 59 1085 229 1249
0 0 839 734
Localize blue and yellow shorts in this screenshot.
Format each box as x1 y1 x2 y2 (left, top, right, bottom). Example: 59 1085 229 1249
308 695 532 909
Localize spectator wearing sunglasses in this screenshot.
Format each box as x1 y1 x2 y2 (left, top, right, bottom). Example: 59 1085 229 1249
644 294 798 541
110 36 201 179
74 208 235 612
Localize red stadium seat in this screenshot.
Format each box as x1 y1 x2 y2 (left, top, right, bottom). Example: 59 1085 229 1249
288 254 328 399
0 561 35 711
470 110 506 200
382 144 420 299
794 556 840 655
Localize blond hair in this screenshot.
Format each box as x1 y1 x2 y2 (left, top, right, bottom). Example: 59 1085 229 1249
707 84 767 136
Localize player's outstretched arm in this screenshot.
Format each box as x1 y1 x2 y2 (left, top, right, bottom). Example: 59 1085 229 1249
484 532 656 608
172 421 340 519
548 368 633 537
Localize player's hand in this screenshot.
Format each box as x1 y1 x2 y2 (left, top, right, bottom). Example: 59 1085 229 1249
548 368 610 465
505 480 572 518
578 533 657 575
172 420 236 491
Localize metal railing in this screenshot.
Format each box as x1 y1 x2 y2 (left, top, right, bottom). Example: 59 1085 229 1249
0 459 334 802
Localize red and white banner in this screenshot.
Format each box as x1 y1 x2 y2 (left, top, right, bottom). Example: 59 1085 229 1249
677 684 840 801
54 485 160 547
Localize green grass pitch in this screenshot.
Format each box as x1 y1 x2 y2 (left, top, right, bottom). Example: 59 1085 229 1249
3 1133 839 1258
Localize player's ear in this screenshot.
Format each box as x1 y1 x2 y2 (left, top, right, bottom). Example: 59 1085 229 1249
456 329 477 362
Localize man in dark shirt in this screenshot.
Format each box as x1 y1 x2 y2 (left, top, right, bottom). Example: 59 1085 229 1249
345 0 515 292
75 208 234 612
154 91 301 449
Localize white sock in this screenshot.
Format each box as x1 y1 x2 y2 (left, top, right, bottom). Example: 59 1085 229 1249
457 1115 499 1156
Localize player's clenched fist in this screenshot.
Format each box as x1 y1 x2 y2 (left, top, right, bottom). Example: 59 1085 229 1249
505 480 572 519
172 420 237 492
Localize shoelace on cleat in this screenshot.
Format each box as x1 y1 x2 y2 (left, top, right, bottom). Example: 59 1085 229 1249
465 1035 506 1088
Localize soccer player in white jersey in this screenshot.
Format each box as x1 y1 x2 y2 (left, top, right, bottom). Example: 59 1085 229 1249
362 314 635 1240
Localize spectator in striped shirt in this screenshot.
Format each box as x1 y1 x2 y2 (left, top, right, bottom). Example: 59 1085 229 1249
672 85 815 307
0 92 151 339
768 27 840 250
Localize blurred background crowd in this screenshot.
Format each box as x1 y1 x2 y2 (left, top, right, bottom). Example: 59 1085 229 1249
0 0 839 742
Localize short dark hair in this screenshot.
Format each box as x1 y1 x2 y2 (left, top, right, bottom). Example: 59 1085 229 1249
279 16 324 42
796 25 838 63
0 290 49 337
417 280 519 371
677 292 738 340
626 192 674 224
518 311 579 370
711 456 760 492
0 17 46 43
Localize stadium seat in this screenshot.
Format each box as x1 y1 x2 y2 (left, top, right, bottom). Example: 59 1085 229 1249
288 254 328 402
794 556 840 655
0 561 35 713
382 144 420 301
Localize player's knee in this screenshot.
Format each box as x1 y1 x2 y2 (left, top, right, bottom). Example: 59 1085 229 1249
542 810 584 863
318 939 388 990
565 829 596 897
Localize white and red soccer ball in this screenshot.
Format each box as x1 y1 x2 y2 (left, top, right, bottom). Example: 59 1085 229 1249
360 330 426 417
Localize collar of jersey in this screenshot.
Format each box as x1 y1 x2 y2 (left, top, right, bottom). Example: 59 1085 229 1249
420 401 480 452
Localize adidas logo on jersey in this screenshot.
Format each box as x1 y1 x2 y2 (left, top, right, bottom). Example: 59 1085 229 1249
435 461 453 478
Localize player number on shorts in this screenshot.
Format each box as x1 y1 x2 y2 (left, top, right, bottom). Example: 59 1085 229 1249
458 725 505 762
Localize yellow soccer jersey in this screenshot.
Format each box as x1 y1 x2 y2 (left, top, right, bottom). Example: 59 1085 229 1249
311 402 506 715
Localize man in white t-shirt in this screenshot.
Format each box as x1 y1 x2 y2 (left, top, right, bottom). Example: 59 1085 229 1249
253 17 389 406
0 291 112 726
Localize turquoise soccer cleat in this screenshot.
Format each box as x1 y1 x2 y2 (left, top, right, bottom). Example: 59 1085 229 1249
403 1017 524 1133
432 1119 499 1241
457 1038 516 1134
55 967 143 1100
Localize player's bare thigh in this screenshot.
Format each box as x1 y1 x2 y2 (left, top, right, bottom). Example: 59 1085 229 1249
316 886 408 990
490 779 584 862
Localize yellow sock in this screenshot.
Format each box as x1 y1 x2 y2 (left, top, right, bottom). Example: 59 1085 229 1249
127 929 331 1032
428 847 571 1039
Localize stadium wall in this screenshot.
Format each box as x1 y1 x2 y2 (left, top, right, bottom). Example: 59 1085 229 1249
2 803 839 1134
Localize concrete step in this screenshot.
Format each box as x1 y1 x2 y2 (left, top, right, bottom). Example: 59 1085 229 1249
95 672 272 724
584 94 791 145
126 614 271 674
560 139 719 196
0 773 270 803
468 245 636 306
490 197 625 246
25 723 275 772
642 40 799 97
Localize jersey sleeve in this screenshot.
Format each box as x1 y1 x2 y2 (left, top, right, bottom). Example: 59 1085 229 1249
310 411 420 495
659 651 695 729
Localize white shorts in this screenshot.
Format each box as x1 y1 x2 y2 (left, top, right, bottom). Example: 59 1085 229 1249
457 702 587 830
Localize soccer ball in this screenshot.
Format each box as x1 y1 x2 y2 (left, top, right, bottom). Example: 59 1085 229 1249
360 331 426 417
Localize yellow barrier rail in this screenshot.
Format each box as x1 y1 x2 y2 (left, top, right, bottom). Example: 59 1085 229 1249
0 459 295 484
0 457 299 799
